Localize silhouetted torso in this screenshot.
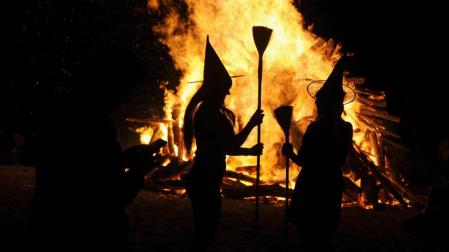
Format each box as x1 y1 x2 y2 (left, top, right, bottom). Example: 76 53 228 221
31 101 129 251
181 36 262 251
29 46 147 251
289 118 352 242
182 101 235 251
190 101 234 183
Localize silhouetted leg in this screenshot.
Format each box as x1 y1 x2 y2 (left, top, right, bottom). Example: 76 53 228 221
300 227 332 252
188 186 221 252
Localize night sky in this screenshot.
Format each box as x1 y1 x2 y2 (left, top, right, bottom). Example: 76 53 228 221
1 1 446 182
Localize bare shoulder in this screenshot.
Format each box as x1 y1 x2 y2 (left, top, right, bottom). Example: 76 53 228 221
194 102 210 121
343 121 353 135
343 121 353 130
306 121 318 131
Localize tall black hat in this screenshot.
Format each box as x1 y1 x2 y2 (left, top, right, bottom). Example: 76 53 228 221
188 36 244 84
307 57 356 105
202 36 232 90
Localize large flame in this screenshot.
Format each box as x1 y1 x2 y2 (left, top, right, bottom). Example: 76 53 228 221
147 0 380 189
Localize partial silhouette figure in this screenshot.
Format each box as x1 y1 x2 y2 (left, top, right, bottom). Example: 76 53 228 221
282 57 353 251
438 133 449 186
0 129 15 164
403 131 449 248
29 46 164 251
181 36 264 251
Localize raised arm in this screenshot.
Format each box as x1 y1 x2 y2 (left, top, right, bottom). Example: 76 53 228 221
226 109 264 156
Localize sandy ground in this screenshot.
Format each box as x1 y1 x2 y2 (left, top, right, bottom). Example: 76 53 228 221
0 165 444 252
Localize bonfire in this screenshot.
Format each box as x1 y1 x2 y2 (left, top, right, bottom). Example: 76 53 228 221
128 0 420 209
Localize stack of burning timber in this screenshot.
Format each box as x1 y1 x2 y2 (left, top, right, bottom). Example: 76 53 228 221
127 83 421 209
129 0 424 208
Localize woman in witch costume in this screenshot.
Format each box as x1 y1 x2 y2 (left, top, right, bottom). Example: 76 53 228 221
182 36 264 251
282 56 355 251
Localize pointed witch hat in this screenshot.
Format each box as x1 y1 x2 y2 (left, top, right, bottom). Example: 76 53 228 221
188 36 244 84
203 35 231 86
307 57 356 105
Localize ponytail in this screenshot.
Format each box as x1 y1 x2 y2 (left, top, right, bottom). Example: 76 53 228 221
183 88 204 155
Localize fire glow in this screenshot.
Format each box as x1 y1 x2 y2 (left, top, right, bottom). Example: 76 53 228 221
140 0 415 208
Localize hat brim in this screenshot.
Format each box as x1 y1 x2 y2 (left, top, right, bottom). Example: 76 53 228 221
307 80 356 105
188 75 245 84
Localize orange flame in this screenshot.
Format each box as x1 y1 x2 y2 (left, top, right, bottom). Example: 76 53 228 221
146 0 384 195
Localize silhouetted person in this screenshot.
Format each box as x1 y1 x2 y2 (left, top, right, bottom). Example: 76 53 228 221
0 129 15 164
29 46 161 251
282 57 353 251
181 36 263 251
403 131 449 248
438 133 449 186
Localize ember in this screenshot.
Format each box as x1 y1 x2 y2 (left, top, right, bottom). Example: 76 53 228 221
132 0 420 209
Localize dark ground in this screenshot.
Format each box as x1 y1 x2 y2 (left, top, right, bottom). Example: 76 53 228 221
0 165 443 252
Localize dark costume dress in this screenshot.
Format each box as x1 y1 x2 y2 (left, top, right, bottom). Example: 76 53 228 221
30 104 133 251
182 101 235 248
289 118 353 243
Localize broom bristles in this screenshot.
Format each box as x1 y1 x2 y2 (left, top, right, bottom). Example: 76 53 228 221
274 106 293 136
252 26 273 54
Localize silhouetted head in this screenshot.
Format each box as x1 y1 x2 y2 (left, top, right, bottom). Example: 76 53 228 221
200 36 232 105
315 96 344 119
76 45 146 114
183 36 232 153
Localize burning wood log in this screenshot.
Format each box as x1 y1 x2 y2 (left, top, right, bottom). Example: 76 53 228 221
355 87 386 100
235 165 257 174
222 177 249 189
380 130 401 140
171 104 186 160
167 122 176 155
225 170 258 184
359 108 401 123
345 77 366 86
366 117 398 129
324 39 337 60
387 178 422 207
149 158 192 181
360 117 401 142
382 136 411 153
352 146 409 207
381 145 422 206
347 149 379 207
222 184 293 200
362 172 379 207
357 96 387 108
369 130 385 169
353 115 377 132
342 176 362 201
142 179 186 195
310 38 330 54
126 117 172 125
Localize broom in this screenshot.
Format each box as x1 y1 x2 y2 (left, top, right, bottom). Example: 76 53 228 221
252 26 272 233
274 105 293 235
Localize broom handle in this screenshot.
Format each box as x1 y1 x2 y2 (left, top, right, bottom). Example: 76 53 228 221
285 132 289 236
255 54 263 233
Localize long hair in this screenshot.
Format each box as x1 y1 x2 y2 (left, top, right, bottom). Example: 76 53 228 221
183 87 205 155
183 85 235 155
